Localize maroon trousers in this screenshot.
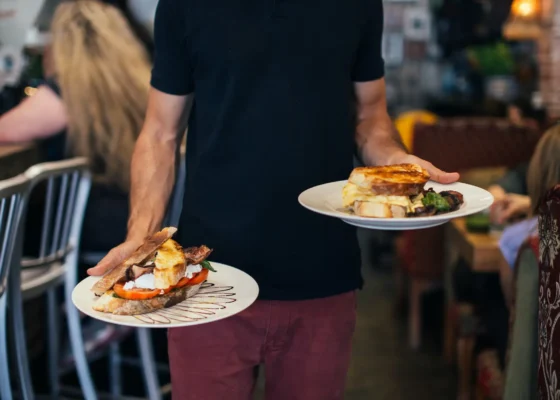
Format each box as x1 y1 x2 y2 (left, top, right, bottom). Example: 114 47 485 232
168 291 357 400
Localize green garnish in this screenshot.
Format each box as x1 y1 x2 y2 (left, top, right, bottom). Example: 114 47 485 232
201 260 217 272
112 293 122 299
422 191 450 211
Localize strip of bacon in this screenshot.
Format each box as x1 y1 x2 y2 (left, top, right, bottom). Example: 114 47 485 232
183 245 213 265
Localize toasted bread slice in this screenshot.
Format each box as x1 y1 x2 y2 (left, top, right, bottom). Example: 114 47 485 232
154 264 185 289
348 163 429 196
354 201 407 218
153 239 186 288
91 227 177 296
154 240 185 270
92 283 202 315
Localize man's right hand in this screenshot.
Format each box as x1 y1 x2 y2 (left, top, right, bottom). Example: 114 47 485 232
86 238 144 276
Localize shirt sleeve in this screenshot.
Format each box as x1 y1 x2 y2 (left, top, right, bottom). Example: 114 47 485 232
351 0 385 82
498 217 538 268
150 0 193 95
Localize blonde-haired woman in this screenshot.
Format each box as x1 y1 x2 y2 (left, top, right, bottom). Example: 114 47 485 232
498 124 560 300
0 0 151 254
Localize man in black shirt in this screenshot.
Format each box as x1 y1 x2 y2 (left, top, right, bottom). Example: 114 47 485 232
89 0 459 398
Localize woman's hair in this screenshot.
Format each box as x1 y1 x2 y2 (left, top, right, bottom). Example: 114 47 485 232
527 124 560 214
100 0 154 58
50 0 151 190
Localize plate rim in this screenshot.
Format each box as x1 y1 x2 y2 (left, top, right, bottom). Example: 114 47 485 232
72 262 259 328
298 180 494 226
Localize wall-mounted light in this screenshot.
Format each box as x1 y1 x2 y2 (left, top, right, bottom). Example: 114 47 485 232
511 0 540 18
503 0 543 40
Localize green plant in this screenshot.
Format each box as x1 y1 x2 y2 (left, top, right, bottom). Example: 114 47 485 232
467 42 516 76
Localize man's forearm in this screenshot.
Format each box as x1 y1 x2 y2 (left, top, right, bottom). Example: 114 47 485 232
356 110 407 166
126 129 177 241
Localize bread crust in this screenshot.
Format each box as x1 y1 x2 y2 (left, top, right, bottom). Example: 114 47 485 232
92 283 202 315
353 201 407 218
349 164 430 196
91 227 177 296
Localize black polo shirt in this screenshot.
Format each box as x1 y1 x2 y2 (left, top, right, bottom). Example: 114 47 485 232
151 0 384 300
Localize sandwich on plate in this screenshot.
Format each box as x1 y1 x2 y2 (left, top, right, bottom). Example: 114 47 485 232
342 163 464 218
90 227 215 315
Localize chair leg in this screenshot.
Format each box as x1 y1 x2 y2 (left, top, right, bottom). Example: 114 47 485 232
409 278 428 349
475 381 486 400
46 289 60 399
444 301 457 365
0 293 12 400
9 261 34 400
394 266 407 315
109 342 122 398
136 328 162 400
65 293 97 400
457 335 475 400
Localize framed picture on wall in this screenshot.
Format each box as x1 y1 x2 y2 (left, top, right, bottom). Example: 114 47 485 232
384 4 404 29
403 7 431 41
382 33 404 66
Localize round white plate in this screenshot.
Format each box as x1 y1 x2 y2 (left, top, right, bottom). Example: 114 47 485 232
72 263 259 328
298 181 494 230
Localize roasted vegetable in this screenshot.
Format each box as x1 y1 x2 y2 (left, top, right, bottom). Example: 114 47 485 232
422 191 451 212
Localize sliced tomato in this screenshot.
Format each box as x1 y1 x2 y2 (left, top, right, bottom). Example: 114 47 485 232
187 268 209 285
174 277 191 289
113 283 170 300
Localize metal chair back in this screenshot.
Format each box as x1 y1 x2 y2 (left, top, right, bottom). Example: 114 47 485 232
23 157 91 275
0 175 30 298
0 174 31 400
20 158 95 400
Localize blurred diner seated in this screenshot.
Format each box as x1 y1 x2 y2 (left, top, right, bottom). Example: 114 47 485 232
499 124 560 400
498 124 560 308
458 124 559 398
0 0 151 260
450 112 548 376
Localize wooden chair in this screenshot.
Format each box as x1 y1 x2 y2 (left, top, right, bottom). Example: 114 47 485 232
501 237 539 400
537 184 560 399
473 235 540 400
398 117 541 350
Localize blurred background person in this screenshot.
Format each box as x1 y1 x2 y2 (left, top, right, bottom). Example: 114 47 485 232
0 0 151 258
499 124 560 301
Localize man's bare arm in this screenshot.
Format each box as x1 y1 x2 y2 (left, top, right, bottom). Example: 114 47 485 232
88 88 192 275
126 88 190 240
355 78 406 166
354 78 459 183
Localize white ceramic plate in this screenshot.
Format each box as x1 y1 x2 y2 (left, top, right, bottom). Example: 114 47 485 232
298 181 494 230
72 263 259 328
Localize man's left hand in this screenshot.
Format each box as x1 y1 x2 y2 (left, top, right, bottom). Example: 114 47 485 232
389 153 460 184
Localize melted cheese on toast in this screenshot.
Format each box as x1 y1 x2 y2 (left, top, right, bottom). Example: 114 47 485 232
343 182 424 213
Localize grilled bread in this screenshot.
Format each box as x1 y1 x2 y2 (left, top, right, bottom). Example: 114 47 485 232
347 163 430 196
91 227 177 296
153 239 186 289
90 227 214 316
354 201 408 218
343 164 430 218
92 284 202 315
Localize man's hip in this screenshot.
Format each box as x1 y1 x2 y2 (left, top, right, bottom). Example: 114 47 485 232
168 290 357 400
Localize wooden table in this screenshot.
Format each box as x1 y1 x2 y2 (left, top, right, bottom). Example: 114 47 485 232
444 218 503 400
446 218 503 273
0 144 39 180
